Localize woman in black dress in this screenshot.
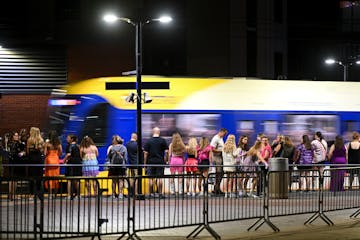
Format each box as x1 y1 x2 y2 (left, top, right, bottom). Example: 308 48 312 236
8 131 25 200
27 127 44 197
63 134 82 199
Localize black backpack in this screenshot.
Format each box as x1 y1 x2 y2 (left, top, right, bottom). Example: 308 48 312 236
109 146 126 166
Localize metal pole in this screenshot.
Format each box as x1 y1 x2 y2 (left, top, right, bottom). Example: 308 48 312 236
136 22 145 198
343 64 348 81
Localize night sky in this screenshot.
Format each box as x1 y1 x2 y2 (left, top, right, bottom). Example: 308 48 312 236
0 0 359 80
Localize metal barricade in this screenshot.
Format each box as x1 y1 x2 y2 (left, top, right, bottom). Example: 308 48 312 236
322 167 360 218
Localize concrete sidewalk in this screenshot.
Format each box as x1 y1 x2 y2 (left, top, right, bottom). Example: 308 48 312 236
130 209 360 240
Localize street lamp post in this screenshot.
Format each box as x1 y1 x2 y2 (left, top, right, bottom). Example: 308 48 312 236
104 14 172 197
325 58 360 81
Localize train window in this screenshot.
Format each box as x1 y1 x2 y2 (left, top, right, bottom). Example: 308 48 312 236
345 121 358 132
81 103 109 146
284 115 338 142
237 121 255 141
142 113 220 143
262 121 279 140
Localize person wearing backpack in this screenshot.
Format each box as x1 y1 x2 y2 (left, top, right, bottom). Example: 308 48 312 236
107 135 127 199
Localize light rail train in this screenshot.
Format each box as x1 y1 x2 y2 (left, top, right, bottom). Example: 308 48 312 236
48 76 360 165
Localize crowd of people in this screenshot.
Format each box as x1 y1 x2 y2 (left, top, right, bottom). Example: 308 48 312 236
1 126 360 200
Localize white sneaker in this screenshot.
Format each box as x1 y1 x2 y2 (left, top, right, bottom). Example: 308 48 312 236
248 193 259 198
198 191 204 196
118 194 124 199
187 192 192 196
192 192 196 197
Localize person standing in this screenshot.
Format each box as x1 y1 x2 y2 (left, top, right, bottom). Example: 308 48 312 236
312 131 328 164
107 135 127 199
168 132 186 195
243 141 267 198
257 135 272 196
44 130 62 197
311 131 328 190
347 132 360 190
7 132 22 200
185 137 199 196
210 128 227 195
328 135 347 192
80 136 99 197
236 135 249 197
26 127 44 198
197 137 212 196
143 127 168 198
222 134 238 198
294 135 314 191
126 133 140 196
63 134 82 199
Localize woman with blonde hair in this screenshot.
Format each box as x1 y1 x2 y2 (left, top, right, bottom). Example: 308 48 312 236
185 137 199 196
347 131 360 190
243 141 267 197
168 132 186 194
222 134 239 198
27 127 44 197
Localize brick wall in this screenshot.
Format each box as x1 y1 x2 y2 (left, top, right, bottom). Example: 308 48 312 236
0 94 50 137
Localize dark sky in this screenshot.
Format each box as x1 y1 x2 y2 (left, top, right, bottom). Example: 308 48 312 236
0 0 359 80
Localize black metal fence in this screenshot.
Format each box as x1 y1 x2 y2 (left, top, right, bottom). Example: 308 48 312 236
1 165 360 239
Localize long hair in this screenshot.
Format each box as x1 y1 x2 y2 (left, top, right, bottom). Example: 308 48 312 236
187 137 198 156
248 141 262 156
283 136 294 148
334 135 344 150
171 132 186 155
48 130 61 149
223 134 236 153
199 137 210 150
237 135 249 150
28 127 44 150
80 136 95 148
302 135 312 150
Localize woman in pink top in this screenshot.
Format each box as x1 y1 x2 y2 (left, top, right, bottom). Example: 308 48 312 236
185 137 199 196
197 137 212 195
168 132 186 194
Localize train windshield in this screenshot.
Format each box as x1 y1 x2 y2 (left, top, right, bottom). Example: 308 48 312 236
48 97 79 137
48 95 109 146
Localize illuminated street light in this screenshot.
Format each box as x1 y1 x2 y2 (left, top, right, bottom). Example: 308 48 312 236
104 13 172 198
324 57 360 81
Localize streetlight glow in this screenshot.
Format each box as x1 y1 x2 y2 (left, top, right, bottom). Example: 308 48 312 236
158 16 172 23
103 14 118 23
325 58 336 65
356 60 360 65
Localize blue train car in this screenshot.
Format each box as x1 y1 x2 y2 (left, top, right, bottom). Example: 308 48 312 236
48 76 360 164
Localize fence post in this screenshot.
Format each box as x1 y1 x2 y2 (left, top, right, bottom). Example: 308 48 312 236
248 169 280 232
304 169 334 225
186 174 221 240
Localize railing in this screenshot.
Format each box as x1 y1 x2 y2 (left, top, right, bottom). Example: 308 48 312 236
0 165 359 239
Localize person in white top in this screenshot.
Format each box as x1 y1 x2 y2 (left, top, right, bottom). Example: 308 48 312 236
210 128 227 195
222 134 239 198
311 131 327 164
311 131 328 190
